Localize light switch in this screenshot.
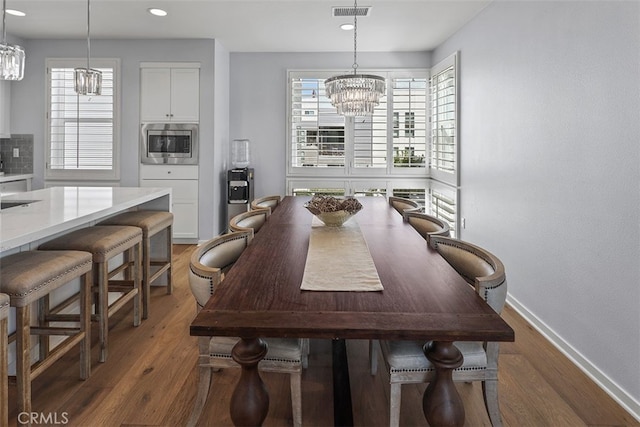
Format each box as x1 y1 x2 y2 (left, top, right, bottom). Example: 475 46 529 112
12 148 19 157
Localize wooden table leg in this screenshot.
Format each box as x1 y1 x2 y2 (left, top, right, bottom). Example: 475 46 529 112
422 341 465 426
230 338 269 426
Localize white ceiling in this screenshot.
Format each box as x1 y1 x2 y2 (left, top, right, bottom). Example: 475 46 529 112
5 0 491 52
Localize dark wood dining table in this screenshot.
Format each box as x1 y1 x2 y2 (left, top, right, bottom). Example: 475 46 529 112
190 196 514 426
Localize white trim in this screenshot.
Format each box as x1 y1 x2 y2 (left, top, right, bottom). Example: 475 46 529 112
45 57 121 182
140 62 200 69
506 294 640 422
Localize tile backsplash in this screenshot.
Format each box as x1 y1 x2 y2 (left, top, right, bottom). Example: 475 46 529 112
0 134 34 174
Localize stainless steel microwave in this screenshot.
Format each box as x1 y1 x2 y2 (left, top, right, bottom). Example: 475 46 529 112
140 123 199 165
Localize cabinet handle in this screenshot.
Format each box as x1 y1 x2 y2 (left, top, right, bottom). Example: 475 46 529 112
166 113 170 117
167 171 171 174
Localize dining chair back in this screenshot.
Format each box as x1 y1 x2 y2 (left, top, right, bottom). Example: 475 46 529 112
372 235 507 427
229 208 270 235
250 195 282 215
187 231 305 427
388 196 421 215
403 211 450 239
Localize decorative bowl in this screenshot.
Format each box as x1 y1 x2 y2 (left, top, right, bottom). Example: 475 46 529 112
304 196 363 227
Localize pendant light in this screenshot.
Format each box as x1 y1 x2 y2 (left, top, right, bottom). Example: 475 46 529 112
74 0 101 95
0 0 25 80
324 0 385 116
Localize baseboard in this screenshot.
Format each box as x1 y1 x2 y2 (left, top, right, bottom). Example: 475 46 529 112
506 295 640 422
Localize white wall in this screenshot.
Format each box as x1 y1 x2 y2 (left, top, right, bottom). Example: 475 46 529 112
434 1 640 417
229 52 431 198
10 38 220 240
213 40 231 235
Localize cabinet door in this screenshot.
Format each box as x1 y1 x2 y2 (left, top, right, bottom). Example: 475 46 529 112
140 68 171 122
139 178 198 239
170 68 199 122
0 81 10 138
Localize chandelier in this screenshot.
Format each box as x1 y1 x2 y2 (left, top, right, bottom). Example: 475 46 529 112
325 0 385 116
0 0 25 81
74 0 102 95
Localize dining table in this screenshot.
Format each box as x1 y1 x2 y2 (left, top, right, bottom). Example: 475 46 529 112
190 195 514 426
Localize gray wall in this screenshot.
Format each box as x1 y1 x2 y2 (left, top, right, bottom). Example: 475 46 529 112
10 38 219 240
434 1 640 414
229 52 431 198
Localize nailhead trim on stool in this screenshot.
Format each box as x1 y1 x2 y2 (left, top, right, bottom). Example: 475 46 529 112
39 225 143 363
99 210 173 319
0 293 9 427
0 250 93 417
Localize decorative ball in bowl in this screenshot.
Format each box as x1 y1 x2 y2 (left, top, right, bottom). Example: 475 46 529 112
304 195 363 227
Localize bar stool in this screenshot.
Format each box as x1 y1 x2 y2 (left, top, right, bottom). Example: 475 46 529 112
0 250 92 416
99 211 173 319
39 226 142 363
1 293 9 427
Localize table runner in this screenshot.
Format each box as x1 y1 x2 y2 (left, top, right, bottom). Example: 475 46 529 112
300 217 383 291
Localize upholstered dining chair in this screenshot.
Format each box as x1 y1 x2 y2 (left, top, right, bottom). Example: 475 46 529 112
250 195 282 214
228 207 270 235
371 235 508 427
388 196 421 215
187 231 306 427
403 211 450 239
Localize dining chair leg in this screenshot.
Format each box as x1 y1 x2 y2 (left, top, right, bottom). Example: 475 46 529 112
482 379 503 427
389 382 401 427
369 339 378 375
187 365 213 427
290 372 302 427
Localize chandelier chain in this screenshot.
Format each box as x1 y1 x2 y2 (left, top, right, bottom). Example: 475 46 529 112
352 0 358 73
2 0 7 43
86 0 91 69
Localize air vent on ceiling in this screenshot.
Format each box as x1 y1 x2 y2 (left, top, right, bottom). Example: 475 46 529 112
332 6 371 17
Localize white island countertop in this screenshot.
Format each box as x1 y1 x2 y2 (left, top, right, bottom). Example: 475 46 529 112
0 186 171 253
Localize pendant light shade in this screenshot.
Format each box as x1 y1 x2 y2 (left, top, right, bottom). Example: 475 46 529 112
74 0 101 95
0 0 25 81
325 0 385 116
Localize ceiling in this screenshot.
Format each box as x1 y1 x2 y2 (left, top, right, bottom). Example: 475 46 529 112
4 0 491 52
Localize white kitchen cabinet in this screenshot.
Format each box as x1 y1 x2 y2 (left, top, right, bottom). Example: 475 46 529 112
140 165 198 241
0 176 32 195
0 80 10 138
140 66 199 123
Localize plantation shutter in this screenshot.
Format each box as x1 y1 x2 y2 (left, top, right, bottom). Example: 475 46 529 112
290 76 345 169
428 185 457 237
430 54 458 185
46 59 119 180
49 67 114 171
353 95 387 169
392 77 428 169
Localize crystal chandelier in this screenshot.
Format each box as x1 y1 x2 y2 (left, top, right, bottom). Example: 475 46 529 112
0 0 25 81
74 0 101 95
325 0 385 116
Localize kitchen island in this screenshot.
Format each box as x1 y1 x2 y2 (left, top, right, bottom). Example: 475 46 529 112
0 186 171 254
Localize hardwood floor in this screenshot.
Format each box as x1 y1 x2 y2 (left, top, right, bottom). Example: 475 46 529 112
7 244 638 426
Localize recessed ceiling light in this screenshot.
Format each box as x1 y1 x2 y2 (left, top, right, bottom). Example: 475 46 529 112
6 9 26 17
148 8 167 17
340 23 354 31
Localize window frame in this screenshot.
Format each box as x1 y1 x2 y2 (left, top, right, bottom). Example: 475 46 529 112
287 69 429 179
45 58 121 182
429 52 459 187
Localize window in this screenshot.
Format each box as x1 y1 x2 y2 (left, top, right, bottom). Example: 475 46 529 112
46 58 120 181
288 70 428 175
288 56 460 235
429 53 458 186
427 53 459 234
